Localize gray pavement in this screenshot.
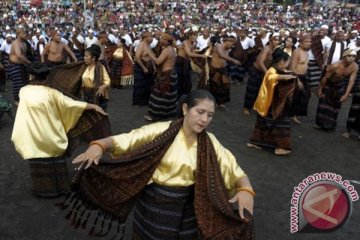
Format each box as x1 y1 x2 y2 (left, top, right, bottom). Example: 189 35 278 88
0 78 359 240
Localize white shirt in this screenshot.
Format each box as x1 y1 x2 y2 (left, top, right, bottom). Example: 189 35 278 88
330 42 342 64
133 39 141 52
85 36 98 48
0 41 12 54
71 35 85 50
348 42 360 52
240 37 255 50
61 37 69 45
121 34 133 47
31 35 40 50
108 33 118 45
196 35 210 51
150 38 158 49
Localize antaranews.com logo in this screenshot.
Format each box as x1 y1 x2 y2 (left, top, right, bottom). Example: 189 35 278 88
290 172 359 233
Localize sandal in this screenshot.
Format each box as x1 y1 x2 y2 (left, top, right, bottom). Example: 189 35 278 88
246 143 262 150
274 148 291 156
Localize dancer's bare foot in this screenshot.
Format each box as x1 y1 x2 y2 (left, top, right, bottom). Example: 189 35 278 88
313 124 321 129
246 143 262 150
219 104 229 111
274 148 291 156
144 115 154 121
342 132 350 139
292 116 301 124
243 108 250 115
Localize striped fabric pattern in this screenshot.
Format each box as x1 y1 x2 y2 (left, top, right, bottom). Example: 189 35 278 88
244 66 265 110
109 58 123 88
133 183 197 240
8 63 29 101
133 63 153 106
346 64 360 133
315 81 345 131
307 60 323 88
148 72 178 120
175 56 192 98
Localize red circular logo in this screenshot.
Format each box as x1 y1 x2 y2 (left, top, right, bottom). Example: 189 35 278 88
301 183 350 231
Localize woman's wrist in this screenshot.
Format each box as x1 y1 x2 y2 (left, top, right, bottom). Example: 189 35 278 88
235 187 256 198
89 141 106 153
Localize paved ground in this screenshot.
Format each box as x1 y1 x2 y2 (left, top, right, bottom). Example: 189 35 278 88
0 77 359 240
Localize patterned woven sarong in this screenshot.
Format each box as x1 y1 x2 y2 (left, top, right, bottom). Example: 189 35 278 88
8 63 29 101
133 63 154 106
29 156 69 197
209 67 230 105
346 64 360 133
175 56 192 98
244 66 264 109
249 113 291 150
148 70 178 120
133 183 197 240
315 79 345 131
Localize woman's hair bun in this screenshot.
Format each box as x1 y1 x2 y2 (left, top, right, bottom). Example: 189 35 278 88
27 61 49 79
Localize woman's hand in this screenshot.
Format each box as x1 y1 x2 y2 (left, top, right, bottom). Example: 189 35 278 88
340 93 349 103
96 84 107 97
72 144 104 169
297 79 304 90
317 87 324 98
229 191 254 222
143 67 149 74
94 105 108 115
233 59 241 65
88 104 108 115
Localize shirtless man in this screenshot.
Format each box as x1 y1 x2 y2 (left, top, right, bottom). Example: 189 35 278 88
41 31 77 68
243 34 280 114
315 49 359 131
145 33 178 121
9 28 31 103
180 30 207 88
133 32 155 106
290 34 312 124
71 27 85 61
210 36 240 109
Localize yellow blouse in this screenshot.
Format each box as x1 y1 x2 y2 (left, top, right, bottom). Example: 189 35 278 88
82 64 111 99
113 47 124 60
253 67 279 117
11 85 87 160
111 121 246 192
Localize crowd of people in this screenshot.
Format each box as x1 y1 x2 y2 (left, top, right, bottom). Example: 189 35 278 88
3 0 360 239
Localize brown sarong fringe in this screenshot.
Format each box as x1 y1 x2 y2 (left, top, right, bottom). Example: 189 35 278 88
120 75 134 86
56 191 126 239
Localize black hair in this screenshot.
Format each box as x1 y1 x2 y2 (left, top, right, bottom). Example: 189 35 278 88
177 89 216 117
85 44 101 61
222 35 236 42
272 48 290 65
285 36 297 49
27 61 49 81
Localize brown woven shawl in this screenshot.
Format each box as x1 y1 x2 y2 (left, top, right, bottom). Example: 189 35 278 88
45 62 112 154
231 37 247 63
60 118 254 239
310 35 324 67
